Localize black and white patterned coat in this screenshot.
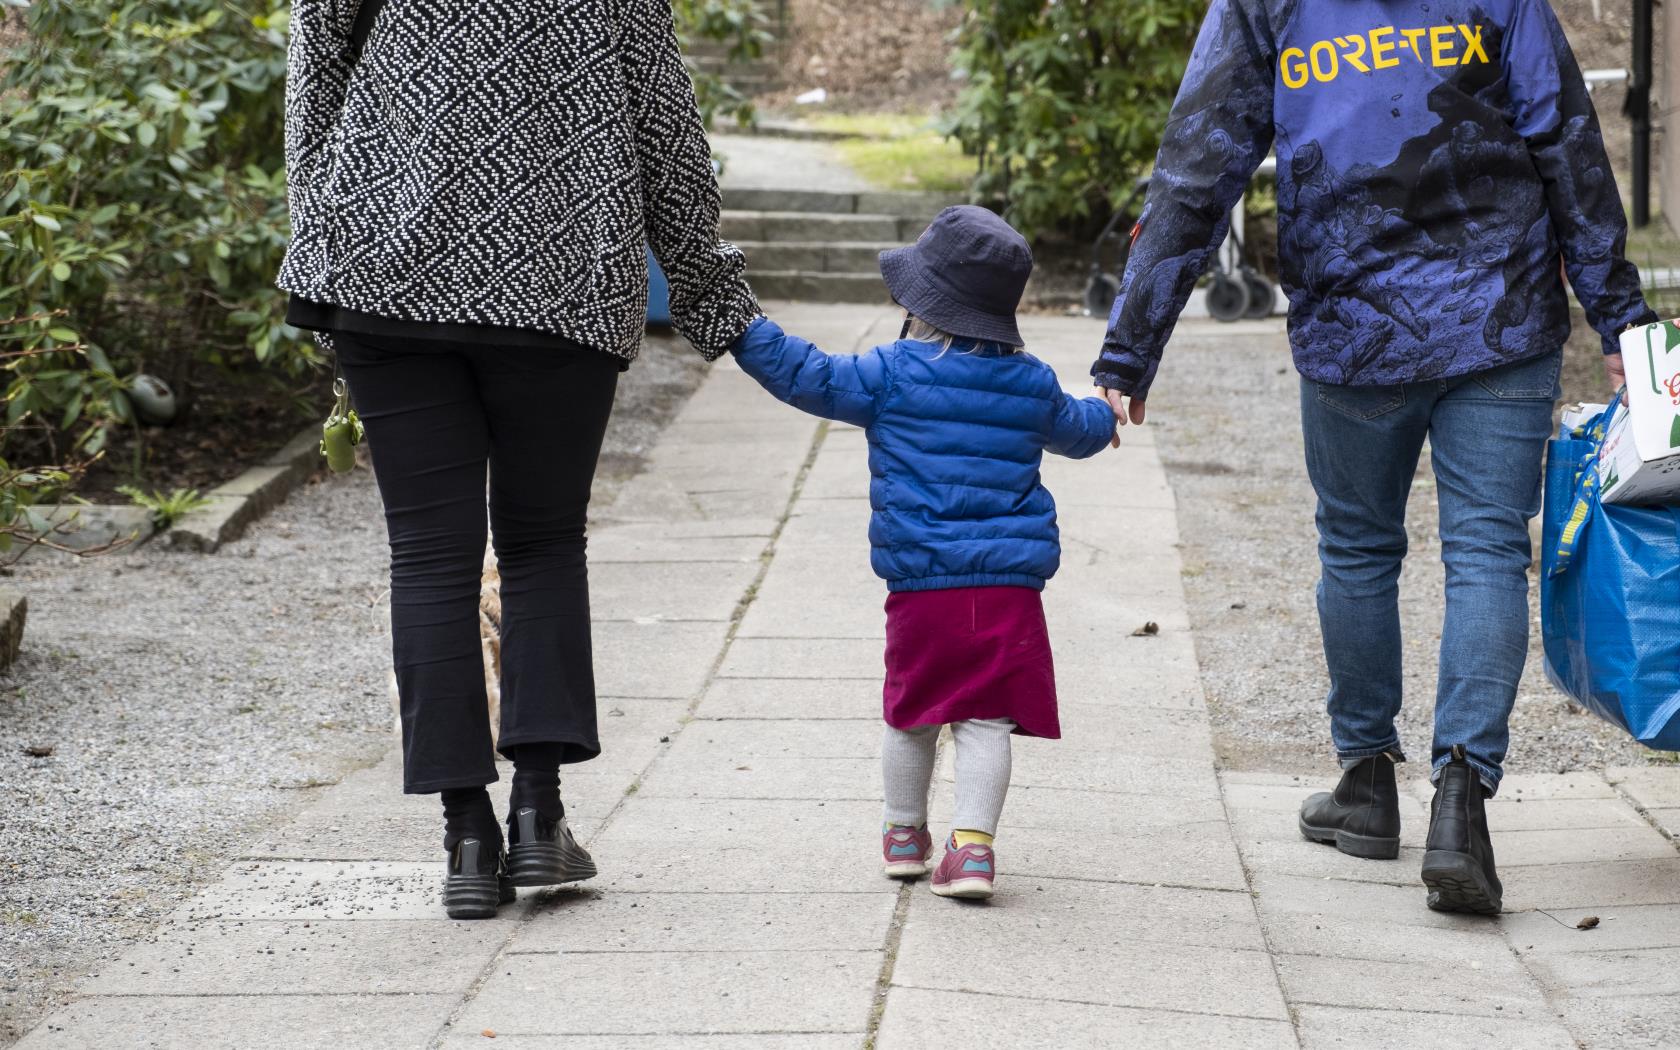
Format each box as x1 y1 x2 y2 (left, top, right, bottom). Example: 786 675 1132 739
277 0 760 361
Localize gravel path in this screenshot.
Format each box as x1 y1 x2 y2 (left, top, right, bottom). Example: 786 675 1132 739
0 333 707 1046
1148 318 1655 781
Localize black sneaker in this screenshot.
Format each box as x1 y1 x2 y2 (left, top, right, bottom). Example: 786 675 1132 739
442 838 516 920
1421 745 1502 915
506 807 598 887
1298 753 1402 860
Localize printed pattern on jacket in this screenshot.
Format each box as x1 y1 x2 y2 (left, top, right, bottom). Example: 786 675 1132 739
1091 0 1656 395
278 0 760 361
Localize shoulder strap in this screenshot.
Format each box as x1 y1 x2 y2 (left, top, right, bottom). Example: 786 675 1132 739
348 0 386 61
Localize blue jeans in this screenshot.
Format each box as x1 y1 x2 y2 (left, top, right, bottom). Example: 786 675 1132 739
1300 349 1561 792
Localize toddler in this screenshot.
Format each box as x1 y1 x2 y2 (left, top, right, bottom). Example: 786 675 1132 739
731 206 1115 898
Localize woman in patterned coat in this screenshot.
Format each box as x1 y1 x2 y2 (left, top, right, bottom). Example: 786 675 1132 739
277 0 760 918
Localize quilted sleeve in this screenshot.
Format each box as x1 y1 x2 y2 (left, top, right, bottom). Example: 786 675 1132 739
282 0 356 279
1090 0 1275 399
731 317 887 427
618 0 762 359
1047 392 1117 460
1504 0 1657 354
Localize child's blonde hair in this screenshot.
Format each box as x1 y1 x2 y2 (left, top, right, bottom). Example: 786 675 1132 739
905 317 1013 357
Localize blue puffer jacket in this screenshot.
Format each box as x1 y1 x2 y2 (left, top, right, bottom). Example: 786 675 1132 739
733 316 1115 592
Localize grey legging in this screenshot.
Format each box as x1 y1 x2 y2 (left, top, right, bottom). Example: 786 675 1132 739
882 718 1014 835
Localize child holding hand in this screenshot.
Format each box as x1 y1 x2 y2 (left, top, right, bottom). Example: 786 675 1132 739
731 206 1115 898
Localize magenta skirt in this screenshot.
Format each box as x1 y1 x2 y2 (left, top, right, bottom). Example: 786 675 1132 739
882 586 1060 739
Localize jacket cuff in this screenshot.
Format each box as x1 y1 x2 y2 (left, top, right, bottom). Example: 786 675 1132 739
1604 308 1662 356
1090 356 1155 399
680 279 763 361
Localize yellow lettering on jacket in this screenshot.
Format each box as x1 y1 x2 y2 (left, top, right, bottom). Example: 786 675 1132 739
1309 40 1339 81
1430 24 1458 66
1369 26 1399 69
1280 47 1310 89
1279 22 1491 88
1458 23 1490 63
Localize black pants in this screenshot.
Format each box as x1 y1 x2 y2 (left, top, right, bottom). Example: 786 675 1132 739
334 331 619 793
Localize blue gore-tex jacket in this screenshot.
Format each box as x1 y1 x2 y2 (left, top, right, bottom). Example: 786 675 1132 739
1092 0 1656 395
733 317 1116 592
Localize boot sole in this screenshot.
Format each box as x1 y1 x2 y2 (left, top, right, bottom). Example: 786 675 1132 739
1421 849 1502 915
507 840 598 887
1298 815 1401 860
442 875 514 920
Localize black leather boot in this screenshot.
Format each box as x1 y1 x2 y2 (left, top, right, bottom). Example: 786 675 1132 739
506 807 598 887
442 838 516 920
1421 745 1502 915
1298 753 1402 859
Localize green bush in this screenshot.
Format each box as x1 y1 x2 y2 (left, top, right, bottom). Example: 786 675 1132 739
0 0 755 550
947 0 1205 237
676 0 772 131
0 0 305 544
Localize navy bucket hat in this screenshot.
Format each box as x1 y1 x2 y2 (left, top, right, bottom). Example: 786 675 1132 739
879 206 1032 348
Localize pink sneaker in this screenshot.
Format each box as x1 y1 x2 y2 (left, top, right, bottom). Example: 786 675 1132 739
930 838 996 899
882 824 933 878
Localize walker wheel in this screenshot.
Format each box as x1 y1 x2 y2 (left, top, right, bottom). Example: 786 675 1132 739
1083 274 1121 318
1207 273 1251 323
1242 271 1275 319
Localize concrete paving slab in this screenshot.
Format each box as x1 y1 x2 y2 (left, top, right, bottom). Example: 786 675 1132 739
453 949 879 1036
1483 797 1656 832
1499 858 1680 910
894 917 1288 1020
1552 993 1680 1049
1503 903 1680 952
1294 1005 1577 1050
1523 945 1680 999
439 1037 863 1050
83 919 505 996
586 523 772 564
1004 745 1224 799
735 575 884 639
1493 826 1678 867
876 986 1295 1050
718 637 882 680
999 821 1248 891
506 890 896 954
586 797 883 893
595 620 731 698
176 861 526 923
1276 952 1555 1020
654 717 882 759
12 993 457 1050
931 782 1227 834
1645 808 1680 838
698 677 880 721
1609 765 1680 809
906 874 1265 953
589 559 761 622
1249 873 1496 931
1262 911 1525 968
636 754 877 801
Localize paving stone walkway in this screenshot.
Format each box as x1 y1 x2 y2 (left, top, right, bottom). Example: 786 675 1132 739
16 304 1680 1049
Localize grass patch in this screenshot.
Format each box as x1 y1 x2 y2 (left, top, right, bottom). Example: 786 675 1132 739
1628 211 1680 317
809 113 975 194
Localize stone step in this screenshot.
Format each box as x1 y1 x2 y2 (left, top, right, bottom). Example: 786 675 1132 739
735 241 895 273
747 271 892 304
721 188 964 220
721 210 919 243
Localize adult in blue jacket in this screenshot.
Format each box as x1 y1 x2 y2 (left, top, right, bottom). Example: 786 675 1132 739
1091 0 1657 915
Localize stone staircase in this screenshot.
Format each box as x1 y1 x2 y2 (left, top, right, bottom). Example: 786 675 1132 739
720 188 965 303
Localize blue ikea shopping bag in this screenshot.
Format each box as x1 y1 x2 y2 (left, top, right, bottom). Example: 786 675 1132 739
1540 407 1680 749
646 246 672 327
